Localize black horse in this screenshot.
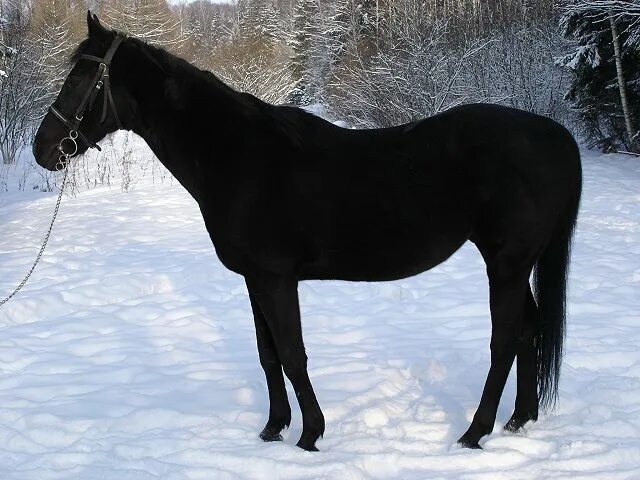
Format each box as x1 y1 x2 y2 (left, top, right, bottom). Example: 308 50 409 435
32 13 582 451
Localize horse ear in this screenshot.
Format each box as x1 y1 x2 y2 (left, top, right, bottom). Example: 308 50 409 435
87 11 108 39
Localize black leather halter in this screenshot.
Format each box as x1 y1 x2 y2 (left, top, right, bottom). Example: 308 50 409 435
49 35 124 155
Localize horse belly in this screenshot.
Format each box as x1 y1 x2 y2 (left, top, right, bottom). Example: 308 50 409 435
298 221 470 282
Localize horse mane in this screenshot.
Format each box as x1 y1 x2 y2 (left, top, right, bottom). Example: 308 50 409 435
69 38 91 65
70 29 234 92
69 29 323 149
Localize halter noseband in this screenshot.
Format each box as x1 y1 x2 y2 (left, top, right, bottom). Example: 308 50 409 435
49 35 124 169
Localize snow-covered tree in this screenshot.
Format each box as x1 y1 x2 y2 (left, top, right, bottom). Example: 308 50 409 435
288 0 322 105
101 0 186 54
177 1 235 69
237 0 281 48
0 0 52 165
29 0 84 104
325 1 481 127
210 0 294 103
466 18 570 122
560 0 640 151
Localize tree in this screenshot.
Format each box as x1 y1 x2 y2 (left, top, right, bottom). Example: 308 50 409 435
29 0 85 107
100 0 186 55
288 0 323 105
176 1 235 69
561 0 640 151
324 0 483 128
0 0 52 165
214 0 294 104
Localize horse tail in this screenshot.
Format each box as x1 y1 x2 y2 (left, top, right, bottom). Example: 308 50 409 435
533 141 582 411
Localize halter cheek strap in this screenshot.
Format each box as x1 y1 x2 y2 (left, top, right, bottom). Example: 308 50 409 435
48 35 124 152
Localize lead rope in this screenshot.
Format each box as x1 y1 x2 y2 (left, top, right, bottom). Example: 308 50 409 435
1 35 124 308
0 149 72 308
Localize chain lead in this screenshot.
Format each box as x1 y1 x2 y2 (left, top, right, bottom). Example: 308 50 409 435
0 164 70 308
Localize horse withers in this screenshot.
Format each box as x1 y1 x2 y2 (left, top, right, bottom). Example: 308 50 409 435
32 12 582 451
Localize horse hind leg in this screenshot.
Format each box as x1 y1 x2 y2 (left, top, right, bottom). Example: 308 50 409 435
457 246 534 449
504 288 539 432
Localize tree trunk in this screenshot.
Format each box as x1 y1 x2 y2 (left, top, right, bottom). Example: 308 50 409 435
0 1 5 73
610 15 637 152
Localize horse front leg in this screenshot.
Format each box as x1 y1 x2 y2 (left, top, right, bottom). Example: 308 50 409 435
246 273 325 451
247 286 291 442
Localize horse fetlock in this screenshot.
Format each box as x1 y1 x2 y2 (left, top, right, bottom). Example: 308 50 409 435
267 411 291 430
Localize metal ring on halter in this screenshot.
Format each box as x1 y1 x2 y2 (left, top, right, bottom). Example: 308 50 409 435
57 131 79 158
55 155 67 171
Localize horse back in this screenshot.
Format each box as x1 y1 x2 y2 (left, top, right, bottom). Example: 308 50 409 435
200 103 581 282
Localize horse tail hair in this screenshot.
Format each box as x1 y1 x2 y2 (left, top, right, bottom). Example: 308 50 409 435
533 143 582 411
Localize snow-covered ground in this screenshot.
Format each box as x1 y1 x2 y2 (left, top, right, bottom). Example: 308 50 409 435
0 142 639 479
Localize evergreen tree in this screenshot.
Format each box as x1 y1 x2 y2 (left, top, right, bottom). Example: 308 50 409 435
177 1 235 70
288 0 321 105
237 0 281 57
561 1 640 151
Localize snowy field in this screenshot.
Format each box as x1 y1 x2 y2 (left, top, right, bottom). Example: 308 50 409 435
0 142 639 479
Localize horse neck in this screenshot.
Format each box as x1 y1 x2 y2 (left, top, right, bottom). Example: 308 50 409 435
119 42 253 199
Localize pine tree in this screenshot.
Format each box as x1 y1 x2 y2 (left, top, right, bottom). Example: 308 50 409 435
560 1 640 152
289 0 321 105
237 0 281 58
177 1 235 70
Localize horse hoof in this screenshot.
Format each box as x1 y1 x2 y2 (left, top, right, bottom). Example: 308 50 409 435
259 426 284 442
296 431 322 451
457 433 483 450
296 439 319 452
504 417 526 433
504 412 536 433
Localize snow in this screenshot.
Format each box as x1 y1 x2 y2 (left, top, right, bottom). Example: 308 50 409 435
0 142 639 479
